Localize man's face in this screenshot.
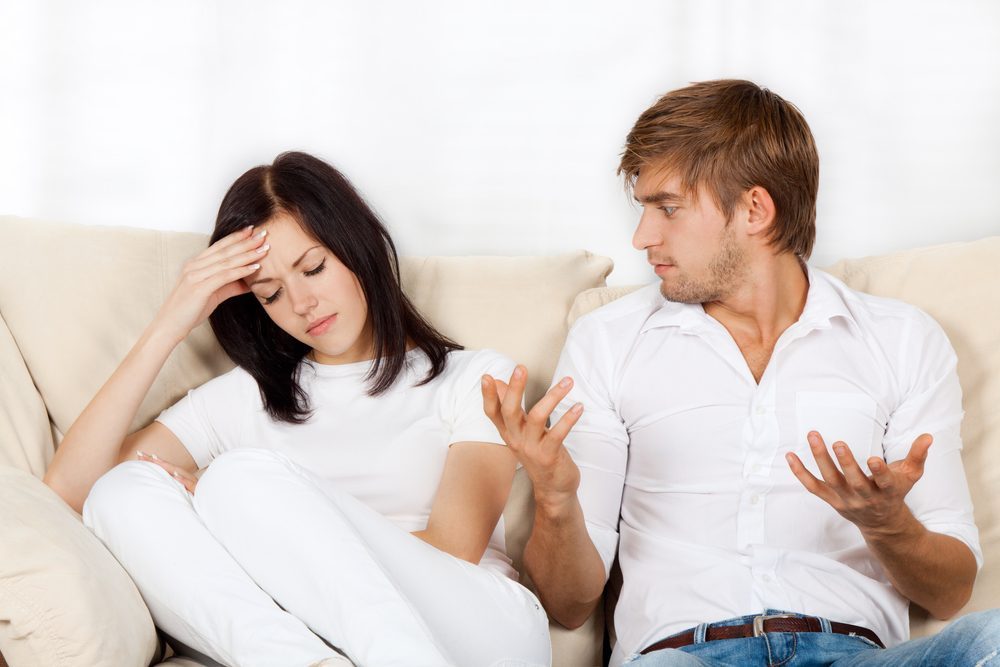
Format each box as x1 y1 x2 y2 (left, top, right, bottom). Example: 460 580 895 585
632 167 749 304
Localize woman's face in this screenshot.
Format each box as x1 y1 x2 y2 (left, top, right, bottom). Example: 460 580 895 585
243 211 373 365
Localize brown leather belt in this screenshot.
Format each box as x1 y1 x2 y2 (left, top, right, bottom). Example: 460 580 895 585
640 614 885 654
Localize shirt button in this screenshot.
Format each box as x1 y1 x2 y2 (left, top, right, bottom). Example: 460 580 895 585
750 494 761 505
755 405 766 415
753 465 764 474
762 574 773 583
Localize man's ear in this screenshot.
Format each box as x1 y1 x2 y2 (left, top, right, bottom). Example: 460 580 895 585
744 185 776 238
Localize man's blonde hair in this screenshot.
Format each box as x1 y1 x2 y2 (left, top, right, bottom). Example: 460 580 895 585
619 79 819 259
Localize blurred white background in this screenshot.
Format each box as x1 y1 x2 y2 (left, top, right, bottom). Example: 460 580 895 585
2 0 998 284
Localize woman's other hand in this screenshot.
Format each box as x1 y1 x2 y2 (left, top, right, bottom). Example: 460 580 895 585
136 451 199 494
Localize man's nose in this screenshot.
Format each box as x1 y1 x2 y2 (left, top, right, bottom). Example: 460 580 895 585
632 210 662 251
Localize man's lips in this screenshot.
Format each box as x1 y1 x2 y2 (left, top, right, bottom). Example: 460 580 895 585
306 315 337 335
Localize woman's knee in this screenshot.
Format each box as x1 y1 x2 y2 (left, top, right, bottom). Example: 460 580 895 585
83 460 186 532
193 448 297 519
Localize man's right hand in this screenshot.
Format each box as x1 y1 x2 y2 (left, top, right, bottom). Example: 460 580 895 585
481 366 584 511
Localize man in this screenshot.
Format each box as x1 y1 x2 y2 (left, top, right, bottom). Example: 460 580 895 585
482 80 997 665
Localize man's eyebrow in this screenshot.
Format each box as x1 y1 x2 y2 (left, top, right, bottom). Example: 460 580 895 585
249 245 322 286
634 191 684 205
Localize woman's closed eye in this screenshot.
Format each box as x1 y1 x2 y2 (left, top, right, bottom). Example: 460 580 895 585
261 259 327 305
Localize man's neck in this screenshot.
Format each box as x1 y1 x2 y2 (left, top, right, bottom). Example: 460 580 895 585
703 253 809 349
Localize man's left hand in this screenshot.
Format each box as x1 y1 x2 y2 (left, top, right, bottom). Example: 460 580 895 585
785 431 932 534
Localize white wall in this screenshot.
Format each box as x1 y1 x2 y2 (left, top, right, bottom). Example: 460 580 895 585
2 0 999 285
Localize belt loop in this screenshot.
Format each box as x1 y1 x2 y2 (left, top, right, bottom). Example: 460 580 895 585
693 622 710 644
818 617 832 634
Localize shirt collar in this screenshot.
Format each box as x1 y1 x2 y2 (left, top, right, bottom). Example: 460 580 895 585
638 265 862 337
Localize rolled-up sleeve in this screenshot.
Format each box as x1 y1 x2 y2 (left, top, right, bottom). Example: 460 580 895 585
884 312 982 569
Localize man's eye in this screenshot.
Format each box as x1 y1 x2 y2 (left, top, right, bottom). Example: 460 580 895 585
660 206 677 217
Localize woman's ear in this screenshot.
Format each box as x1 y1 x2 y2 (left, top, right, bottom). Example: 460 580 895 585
744 185 776 238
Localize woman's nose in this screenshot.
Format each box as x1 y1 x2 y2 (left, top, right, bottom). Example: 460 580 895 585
288 283 319 316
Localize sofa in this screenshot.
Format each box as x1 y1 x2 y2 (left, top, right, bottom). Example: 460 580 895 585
0 214 997 666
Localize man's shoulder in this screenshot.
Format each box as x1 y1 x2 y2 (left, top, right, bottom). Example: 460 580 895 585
813 269 948 344
569 282 668 338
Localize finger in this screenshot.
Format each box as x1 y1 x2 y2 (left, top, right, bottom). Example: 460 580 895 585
189 246 270 286
831 441 876 498
499 366 529 430
806 432 847 489
199 263 263 300
494 379 509 404
481 375 507 434
786 452 841 506
193 226 265 266
137 451 194 479
902 433 933 480
545 401 584 446
525 376 575 441
171 470 198 494
868 457 895 492
192 230 270 272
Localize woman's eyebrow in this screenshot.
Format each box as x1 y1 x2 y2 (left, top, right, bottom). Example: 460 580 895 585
249 245 322 286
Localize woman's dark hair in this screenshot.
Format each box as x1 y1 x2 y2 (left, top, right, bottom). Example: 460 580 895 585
208 151 462 424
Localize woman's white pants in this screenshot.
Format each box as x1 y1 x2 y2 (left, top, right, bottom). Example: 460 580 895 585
82 448 551 667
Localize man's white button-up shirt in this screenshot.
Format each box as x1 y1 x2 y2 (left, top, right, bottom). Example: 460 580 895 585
550 268 981 666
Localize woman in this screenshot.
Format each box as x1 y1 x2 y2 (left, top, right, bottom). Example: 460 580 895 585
43 152 551 667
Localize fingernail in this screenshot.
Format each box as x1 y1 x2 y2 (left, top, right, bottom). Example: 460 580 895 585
148 452 162 461
559 377 572 388
571 402 583 414
136 450 147 458
256 243 270 254
244 225 253 234
254 229 268 239
481 375 490 387
513 367 524 379
251 263 260 270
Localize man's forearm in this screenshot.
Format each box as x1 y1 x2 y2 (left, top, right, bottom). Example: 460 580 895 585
524 496 607 629
863 509 977 619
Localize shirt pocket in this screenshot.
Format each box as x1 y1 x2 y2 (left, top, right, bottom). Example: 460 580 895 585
794 391 882 475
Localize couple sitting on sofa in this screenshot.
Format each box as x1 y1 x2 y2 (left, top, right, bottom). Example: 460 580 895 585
42 79 998 667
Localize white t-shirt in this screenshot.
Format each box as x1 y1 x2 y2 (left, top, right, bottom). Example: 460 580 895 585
156 347 517 579
549 268 981 665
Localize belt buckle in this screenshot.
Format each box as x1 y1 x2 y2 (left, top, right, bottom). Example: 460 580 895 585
752 613 797 638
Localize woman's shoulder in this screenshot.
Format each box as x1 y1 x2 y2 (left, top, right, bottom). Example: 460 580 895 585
439 348 517 384
186 364 259 402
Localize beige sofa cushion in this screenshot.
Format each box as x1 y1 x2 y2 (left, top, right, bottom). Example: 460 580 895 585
0 468 158 667
568 236 1000 641
0 311 53 476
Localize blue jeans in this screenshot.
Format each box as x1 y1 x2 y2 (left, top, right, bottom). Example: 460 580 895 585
626 609 1000 666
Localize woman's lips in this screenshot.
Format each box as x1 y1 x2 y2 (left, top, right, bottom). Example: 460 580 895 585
307 314 337 336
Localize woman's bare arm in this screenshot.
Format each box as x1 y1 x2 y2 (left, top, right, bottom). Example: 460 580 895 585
413 442 517 563
44 225 268 513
